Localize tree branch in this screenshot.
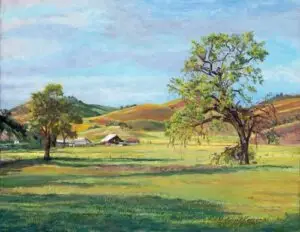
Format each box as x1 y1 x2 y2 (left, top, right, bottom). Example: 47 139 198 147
192 115 224 128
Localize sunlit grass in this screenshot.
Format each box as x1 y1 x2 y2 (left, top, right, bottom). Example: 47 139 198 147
1 132 299 231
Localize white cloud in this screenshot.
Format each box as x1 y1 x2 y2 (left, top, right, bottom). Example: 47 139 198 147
1 75 170 108
264 60 300 83
1 0 300 108
1 38 62 61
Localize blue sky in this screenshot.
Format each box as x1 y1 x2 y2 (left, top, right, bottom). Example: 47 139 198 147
1 0 300 108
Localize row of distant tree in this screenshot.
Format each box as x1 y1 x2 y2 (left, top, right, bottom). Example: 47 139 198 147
119 104 137 109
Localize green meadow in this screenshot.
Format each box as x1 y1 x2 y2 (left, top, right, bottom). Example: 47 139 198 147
0 132 299 231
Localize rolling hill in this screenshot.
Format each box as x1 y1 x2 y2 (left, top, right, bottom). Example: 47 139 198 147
81 96 300 143
9 95 300 144
10 96 117 124
88 104 174 124
87 96 300 124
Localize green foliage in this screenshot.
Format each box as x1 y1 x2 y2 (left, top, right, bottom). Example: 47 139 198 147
118 122 131 130
55 100 83 144
88 125 101 130
120 104 137 110
66 96 117 117
30 83 65 131
105 120 120 127
0 110 26 139
265 129 280 145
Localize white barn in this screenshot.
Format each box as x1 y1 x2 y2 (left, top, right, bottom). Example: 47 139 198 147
56 137 92 147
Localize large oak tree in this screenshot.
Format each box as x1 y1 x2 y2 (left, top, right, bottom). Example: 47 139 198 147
166 32 276 164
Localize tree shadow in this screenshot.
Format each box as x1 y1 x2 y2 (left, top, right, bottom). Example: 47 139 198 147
1 174 143 189
43 155 180 167
114 164 294 179
0 193 271 232
0 156 293 179
254 213 300 232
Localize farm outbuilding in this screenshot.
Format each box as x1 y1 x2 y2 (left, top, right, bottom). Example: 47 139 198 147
57 137 92 147
73 138 92 146
100 134 123 145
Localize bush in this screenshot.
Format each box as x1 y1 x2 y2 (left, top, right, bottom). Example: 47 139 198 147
265 129 280 145
210 145 255 165
105 121 120 127
88 125 100 130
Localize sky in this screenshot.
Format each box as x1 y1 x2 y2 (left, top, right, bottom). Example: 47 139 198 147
1 0 300 108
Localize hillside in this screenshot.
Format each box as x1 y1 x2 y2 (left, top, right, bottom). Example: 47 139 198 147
10 95 300 144
89 104 174 124
10 96 117 124
272 97 300 124
66 96 117 118
81 96 300 144
87 96 300 124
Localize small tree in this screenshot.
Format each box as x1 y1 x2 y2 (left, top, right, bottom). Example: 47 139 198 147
265 129 280 145
30 84 67 160
167 32 276 164
57 110 82 147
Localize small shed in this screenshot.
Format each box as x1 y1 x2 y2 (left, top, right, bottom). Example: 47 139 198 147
57 139 70 147
73 137 92 147
101 134 123 145
56 137 92 147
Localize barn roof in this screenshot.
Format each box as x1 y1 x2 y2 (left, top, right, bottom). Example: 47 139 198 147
101 134 119 143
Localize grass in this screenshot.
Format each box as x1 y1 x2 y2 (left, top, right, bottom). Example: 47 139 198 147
1 132 300 231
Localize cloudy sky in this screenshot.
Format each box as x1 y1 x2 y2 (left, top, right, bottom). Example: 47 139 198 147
1 0 300 108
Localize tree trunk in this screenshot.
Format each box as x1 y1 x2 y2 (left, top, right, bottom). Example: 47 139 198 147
239 136 250 165
44 134 51 160
51 134 57 147
63 136 66 148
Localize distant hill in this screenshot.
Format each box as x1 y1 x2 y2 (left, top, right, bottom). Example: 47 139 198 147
10 95 300 144
83 96 300 143
65 96 117 118
272 97 300 124
87 96 300 125
88 103 174 124
10 96 117 123
254 97 300 145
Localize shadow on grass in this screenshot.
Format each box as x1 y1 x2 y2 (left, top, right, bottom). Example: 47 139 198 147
0 193 279 232
46 156 182 168
0 156 180 173
115 164 294 179
0 156 293 178
0 174 142 189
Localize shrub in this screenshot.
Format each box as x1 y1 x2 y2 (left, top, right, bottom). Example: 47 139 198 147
88 125 100 130
105 121 120 127
210 145 255 165
265 129 280 145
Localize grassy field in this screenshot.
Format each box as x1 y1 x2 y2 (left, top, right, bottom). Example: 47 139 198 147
0 133 299 231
